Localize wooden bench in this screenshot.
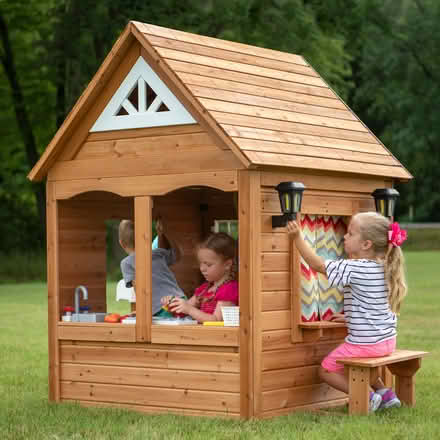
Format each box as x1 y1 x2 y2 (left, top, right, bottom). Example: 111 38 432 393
337 349 429 415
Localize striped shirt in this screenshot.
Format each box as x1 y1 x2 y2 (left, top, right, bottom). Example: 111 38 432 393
325 259 397 345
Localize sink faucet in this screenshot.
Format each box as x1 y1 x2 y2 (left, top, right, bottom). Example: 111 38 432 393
74 285 88 315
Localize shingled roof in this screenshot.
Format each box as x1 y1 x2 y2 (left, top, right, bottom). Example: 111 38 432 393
29 21 412 182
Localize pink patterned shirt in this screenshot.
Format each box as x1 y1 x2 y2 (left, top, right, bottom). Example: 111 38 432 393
194 280 239 315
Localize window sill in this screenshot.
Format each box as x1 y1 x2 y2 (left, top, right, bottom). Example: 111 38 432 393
151 324 239 347
299 321 347 342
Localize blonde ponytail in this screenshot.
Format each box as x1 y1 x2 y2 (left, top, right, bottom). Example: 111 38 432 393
384 244 407 314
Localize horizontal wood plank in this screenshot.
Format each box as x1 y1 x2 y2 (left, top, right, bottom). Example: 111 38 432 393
245 150 409 180
76 132 222 160
60 344 240 372
261 233 290 252
85 124 204 142
262 383 345 411
73 399 240 418
189 85 355 121
148 35 318 77
261 310 290 331
151 325 239 347
58 323 136 342
201 98 366 132
261 291 290 312
215 112 377 144
156 47 326 88
261 170 389 194
259 398 348 418
138 22 309 66
61 381 240 412
262 330 295 351
262 327 346 351
224 125 386 154
262 341 340 371
61 363 240 392
52 171 238 199
179 72 344 110
50 149 242 181
167 59 335 99
261 253 290 272
262 272 290 292
262 365 320 391
235 138 395 165
337 349 429 368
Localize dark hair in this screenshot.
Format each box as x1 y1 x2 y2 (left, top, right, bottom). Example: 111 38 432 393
198 232 236 261
198 232 238 280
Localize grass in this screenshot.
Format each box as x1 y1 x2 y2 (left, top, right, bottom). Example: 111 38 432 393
0 252 439 439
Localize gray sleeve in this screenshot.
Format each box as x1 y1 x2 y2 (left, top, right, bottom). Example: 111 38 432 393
153 248 176 266
120 255 135 283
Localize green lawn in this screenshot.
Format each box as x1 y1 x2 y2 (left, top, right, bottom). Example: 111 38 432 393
0 252 439 439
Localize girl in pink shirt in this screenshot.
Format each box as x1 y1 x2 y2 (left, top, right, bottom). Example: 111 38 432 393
162 232 238 323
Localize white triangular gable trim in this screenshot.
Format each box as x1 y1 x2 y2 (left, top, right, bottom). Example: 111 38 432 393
90 56 196 132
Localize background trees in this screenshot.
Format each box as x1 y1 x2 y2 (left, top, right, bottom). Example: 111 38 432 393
1 0 438 254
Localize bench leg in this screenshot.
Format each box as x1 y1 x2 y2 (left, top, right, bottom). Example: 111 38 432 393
388 358 421 406
381 366 394 388
348 366 378 415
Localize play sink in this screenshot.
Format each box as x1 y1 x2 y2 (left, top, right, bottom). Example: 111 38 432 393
71 313 107 323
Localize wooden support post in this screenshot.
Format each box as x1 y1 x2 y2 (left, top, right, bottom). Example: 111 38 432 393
348 366 377 415
388 358 421 406
238 170 260 419
46 181 60 401
381 366 393 388
135 196 152 342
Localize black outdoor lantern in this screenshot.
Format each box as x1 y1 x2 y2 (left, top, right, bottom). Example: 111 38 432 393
372 188 400 219
272 182 306 228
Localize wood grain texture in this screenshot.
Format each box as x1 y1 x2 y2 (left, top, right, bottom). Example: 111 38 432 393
136 21 309 66
135 196 152 342
146 35 316 77
60 344 240 372
46 181 60 401
58 323 136 342
61 363 240 392
151 326 239 347
53 171 238 200
49 149 242 181
75 399 240 418
61 381 240 413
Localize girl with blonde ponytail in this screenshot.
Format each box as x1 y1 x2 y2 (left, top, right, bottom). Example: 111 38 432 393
287 212 408 412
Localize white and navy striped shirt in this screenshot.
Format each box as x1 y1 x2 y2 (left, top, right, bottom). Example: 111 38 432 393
325 259 397 345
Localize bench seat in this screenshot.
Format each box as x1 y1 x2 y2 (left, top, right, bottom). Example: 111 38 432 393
337 349 428 415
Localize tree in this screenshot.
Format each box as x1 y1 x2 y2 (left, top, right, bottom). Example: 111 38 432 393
349 0 440 220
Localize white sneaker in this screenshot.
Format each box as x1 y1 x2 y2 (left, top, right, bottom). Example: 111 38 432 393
369 392 382 413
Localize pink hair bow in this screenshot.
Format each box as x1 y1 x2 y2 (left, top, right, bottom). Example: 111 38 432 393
388 222 407 247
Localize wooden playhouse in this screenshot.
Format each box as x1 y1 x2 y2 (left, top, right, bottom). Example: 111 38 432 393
28 21 412 419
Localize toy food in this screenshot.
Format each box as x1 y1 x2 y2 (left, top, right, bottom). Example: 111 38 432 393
104 313 121 323
162 296 186 318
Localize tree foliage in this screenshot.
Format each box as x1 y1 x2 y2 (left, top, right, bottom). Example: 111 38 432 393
1 0 439 253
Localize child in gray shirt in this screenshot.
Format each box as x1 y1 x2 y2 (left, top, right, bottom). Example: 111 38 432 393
119 219 185 315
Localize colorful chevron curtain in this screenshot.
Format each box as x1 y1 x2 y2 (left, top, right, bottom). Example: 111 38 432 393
300 214 348 321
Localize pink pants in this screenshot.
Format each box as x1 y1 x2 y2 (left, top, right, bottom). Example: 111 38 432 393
321 337 396 373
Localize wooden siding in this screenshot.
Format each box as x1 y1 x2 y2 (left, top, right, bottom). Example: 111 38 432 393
52 170 238 200
59 342 240 416
257 170 368 415
50 124 243 182
134 22 411 180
